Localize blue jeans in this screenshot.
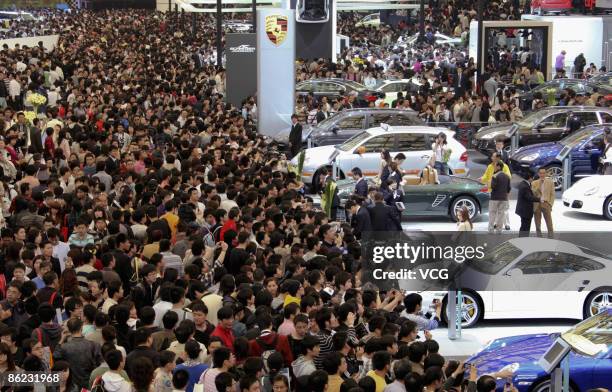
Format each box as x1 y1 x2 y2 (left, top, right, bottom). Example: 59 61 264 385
434 161 449 175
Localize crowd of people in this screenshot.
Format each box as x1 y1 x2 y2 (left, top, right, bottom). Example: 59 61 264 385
0 4 609 392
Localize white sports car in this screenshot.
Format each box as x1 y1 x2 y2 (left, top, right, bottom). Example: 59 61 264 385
562 175 612 221
416 237 612 328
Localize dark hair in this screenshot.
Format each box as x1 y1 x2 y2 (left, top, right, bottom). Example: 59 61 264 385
132 327 152 346
424 366 444 386
215 372 235 392
372 351 391 371
322 352 343 375
239 375 259 392
172 369 190 390
131 357 155 391
476 375 497 392
308 370 329 392
213 347 232 368
105 349 123 371
403 293 422 313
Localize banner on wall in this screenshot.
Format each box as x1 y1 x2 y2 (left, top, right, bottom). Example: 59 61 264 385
257 8 295 138
226 33 257 108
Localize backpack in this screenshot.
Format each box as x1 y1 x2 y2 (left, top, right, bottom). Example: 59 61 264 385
257 335 278 373
90 375 107 392
35 328 54 369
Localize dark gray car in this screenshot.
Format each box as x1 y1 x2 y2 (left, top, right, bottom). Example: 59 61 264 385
473 106 612 156
306 108 424 146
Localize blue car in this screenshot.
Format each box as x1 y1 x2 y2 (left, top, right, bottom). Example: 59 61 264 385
466 308 612 392
509 124 609 190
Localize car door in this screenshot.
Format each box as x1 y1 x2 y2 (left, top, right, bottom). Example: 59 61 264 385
368 112 393 129
393 133 431 175
330 113 366 145
531 112 569 144
593 356 612 390
573 133 604 176
402 182 448 215
491 251 587 317
349 135 395 177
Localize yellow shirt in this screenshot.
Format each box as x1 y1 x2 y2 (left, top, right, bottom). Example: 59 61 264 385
481 162 511 192
283 294 301 307
161 212 179 239
327 375 343 392
366 370 387 392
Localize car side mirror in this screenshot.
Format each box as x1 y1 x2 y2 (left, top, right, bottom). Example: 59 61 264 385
534 123 546 131
506 268 523 278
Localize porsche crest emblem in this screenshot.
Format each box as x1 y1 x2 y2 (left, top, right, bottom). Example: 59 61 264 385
265 15 288 46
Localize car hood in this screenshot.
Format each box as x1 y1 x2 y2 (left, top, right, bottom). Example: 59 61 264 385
301 145 339 165
474 123 515 140
468 333 553 376
511 142 562 161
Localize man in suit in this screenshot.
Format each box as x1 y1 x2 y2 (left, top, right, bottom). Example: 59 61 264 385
351 167 368 198
288 114 302 158
489 161 511 234
20 115 43 154
369 192 401 232
347 198 372 240
515 172 539 237
532 167 555 238
494 138 510 165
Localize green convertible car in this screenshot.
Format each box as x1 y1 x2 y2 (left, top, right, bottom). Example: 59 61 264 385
336 175 490 222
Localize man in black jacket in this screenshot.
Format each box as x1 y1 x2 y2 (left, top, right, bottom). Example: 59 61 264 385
515 172 539 236
54 318 103 390
289 114 302 158
368 192 401 232
351 167 368 198
125 327 160 379
489 162 511 234
347 198 372 240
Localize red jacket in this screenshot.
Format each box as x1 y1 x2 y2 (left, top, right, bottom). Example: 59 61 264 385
219 219 237 242
248 331 294 367
210 325 235 352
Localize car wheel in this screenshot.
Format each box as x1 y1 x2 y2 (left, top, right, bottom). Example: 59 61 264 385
545 164 564 190
450 196 478 222
531 379 576 392
583 287 612 318
442 291 482 328
604 195 612 220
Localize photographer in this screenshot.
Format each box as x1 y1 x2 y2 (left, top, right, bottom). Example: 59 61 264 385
401 293 441 331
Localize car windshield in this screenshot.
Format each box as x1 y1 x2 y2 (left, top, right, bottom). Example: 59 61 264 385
338 131 371 151
560 127 596 146
562 309 611 356
466 242 522 275
316 112 339 128
343 80 367 91
516 110 550 128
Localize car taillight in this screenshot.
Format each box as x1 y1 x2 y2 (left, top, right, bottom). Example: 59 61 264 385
460 151 468 162
479 186 488 192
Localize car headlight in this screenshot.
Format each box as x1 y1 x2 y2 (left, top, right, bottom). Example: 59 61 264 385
497 362 520 376
584 186 599 196
520 153 539 162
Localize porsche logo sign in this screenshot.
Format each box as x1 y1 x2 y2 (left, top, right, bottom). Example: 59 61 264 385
265 14 288 46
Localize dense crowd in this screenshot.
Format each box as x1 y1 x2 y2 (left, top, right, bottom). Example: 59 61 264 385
0 4 609 392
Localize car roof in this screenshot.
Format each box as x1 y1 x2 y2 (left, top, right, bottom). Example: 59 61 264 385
507 237 585 254
365 125 453 136
338 108 416 114
536 105 612 113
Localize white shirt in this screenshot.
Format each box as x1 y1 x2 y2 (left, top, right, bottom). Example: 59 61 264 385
8 79 20 98
53 241 70 271
153 300 173 328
